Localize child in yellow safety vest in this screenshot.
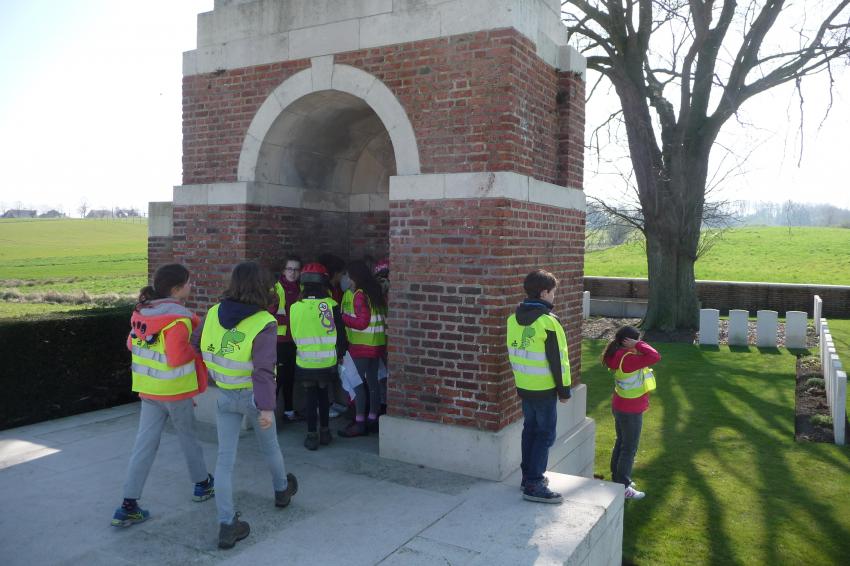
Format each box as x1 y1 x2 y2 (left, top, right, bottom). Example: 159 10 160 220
338 259 388 438
290 263 347 450
111 263 214 528
192 261 298 549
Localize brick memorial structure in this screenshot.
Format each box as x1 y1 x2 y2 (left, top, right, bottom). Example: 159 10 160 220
149 0 593 480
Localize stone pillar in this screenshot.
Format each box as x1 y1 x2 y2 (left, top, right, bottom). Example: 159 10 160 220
583 291 591 320
147 202 173 279
698 309 719 346
784 311 808 350
728 310 749 347
756 310 778 348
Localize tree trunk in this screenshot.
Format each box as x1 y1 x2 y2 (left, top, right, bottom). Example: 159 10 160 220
643 223 701 332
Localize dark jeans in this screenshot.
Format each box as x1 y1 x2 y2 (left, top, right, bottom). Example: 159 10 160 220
276 341 296 412
353 357 381 418
303 382 330 433
610 408 643 487
520 396 557 488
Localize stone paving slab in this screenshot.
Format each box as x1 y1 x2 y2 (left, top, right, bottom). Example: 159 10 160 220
0 403 622 566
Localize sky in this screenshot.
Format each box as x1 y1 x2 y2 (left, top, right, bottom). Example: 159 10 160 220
0 0 848 215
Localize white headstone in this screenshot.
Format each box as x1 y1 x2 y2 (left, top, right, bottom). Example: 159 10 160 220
582 291 590 320
829 353 842 401
834 370 846 446
699 309 720 345
784 311 808 349
728 310 749 346
756 310 778 348
813 295 822 325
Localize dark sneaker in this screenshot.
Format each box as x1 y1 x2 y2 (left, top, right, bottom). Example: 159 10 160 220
111 504 150 528
366 419 379 434
275 473 299 508
304 432 319 451
218 513 250 549
319 427 332 445
522 485 563 504
193 474 215 502
520 475 549 492
337 421 367 438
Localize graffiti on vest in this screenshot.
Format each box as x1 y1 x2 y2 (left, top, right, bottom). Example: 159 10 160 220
216 328 246 355
510 326 536 349
318 302 335 334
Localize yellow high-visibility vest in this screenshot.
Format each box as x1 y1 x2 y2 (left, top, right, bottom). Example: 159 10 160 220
273 281 288 336
506 313 571 392
130 318 198 396
200 304 276 390
341 289 386 347
290 297 339 369
613 352 656 398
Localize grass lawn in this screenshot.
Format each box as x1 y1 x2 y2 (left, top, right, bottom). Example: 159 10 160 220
585 226 850 285
0 219 146 316
582 340 850 565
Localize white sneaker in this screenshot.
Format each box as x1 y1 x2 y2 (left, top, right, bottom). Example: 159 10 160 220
331 402 348 413
624 486 645 500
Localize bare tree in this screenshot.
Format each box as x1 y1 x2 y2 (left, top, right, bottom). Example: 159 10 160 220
564 1 850 331
77 198 89 219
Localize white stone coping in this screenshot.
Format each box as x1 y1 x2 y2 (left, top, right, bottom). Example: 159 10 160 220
147 201 173 238
238 60 421 181
389 172 586 213
185 0 586 76
172 182 389 212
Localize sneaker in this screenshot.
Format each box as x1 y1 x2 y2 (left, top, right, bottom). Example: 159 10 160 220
330 402 348 414
275 473 299 508
218 512 250 549
337 421 367 438
111 503 150 528
328 407 343 418
304 432 319 451
319 427 332 445
522 485 563 504
282 411 304 423
625 486 645 500
520 476 549 492
193 474 215 502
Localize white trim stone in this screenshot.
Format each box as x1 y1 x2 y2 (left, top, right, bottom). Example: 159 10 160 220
390 172 586 213
148 202 173 238
172 182 389 212
186 0 581 75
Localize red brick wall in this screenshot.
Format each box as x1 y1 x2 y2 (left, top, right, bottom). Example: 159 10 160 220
182 28 578 188
388 197 585 432
148 237 174 280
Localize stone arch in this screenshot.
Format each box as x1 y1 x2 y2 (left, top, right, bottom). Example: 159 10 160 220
237 61 420 183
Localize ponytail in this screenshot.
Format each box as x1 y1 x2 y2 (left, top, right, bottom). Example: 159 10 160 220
139 263 191 304
601 325 641 364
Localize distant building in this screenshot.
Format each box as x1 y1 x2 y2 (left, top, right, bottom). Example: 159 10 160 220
1 209 37 219
86 209 112 219
38 210 65 218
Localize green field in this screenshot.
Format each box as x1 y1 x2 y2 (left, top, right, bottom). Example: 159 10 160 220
582 340 850 565
586 226 850 285
0 218 147 318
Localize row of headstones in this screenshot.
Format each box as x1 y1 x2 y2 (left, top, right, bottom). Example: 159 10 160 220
816 295 846 445
698 309 808 349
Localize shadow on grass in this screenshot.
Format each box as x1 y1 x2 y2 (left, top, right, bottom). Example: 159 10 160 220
728 345 754 353
583 341 850 565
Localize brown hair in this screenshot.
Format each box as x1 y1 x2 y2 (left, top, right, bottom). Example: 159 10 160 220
138 263 190 303
523 269 558 299
222 261 275 307
601 326 641 363
347 259 386 310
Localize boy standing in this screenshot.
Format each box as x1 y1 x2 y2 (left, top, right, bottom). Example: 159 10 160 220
506 269 572 504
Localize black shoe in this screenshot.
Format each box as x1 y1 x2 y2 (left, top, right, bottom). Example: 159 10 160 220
275 473 298 508
218 513 250 549
522 485 563 504
520 476 549 492
337 421 367 438
319 427 332 445
366 419 379 434
304 432 319 450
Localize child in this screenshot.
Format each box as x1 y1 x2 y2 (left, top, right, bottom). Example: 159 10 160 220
193 261 298 550
316 252 346 304
290 263 347 450
602 326 660 500
338 260 387 437
112 263 214 527
506 269 571 504
272 254 302 426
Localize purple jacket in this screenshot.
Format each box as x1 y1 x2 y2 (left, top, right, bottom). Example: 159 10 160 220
191 299 278 411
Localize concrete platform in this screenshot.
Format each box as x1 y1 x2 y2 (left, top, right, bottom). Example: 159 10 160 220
0 404 623 565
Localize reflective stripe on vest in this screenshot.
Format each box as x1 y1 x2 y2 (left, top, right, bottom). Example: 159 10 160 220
290 297 339 369
343 289 387 347
199 304 276 390
506 313 571 392
130 318 199 396
613 353 656 398
274 282 287 336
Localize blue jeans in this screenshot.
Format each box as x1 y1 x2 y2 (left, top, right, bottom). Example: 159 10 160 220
520 396 557 488
610 409 643 487
215 388 288 524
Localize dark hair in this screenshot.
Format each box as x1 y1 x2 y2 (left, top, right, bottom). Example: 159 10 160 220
222 261 275 307
523 269 558 299
138 263 190 303
283 254 302 268
601 326 641 362
347 259 386 310
316 253 346 278
300 281 330 299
